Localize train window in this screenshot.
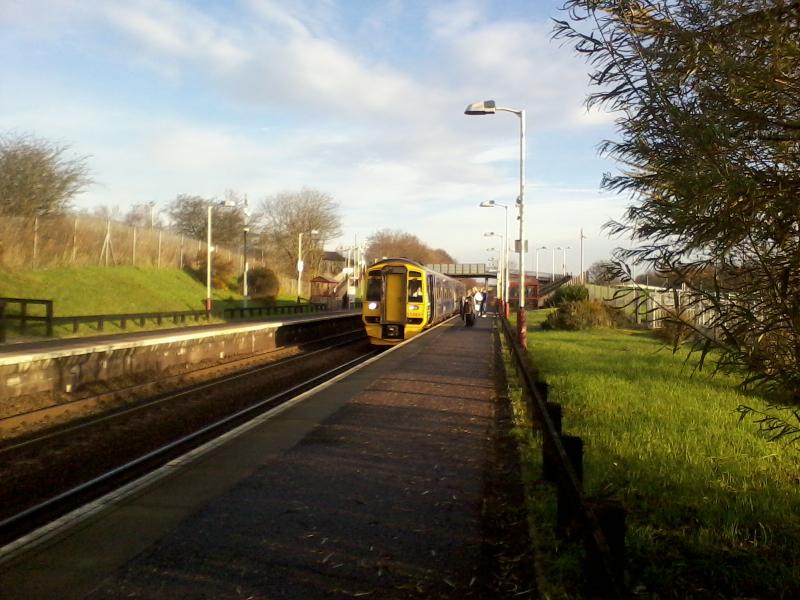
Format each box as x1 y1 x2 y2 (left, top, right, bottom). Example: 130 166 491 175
366 275 382 301
409 270 421 277
408 279 423 301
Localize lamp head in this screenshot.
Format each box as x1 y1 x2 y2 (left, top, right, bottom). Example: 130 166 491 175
483 232 495 237
479 200 495 207
464 100 496 115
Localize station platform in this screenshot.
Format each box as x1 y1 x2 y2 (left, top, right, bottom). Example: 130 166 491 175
0 313 518 598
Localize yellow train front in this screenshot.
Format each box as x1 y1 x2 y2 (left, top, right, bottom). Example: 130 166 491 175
362 258 465 346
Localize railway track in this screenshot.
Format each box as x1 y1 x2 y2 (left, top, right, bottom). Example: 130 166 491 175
0 331 378 547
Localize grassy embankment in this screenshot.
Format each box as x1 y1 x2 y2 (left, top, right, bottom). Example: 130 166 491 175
507 310 800 598
0 267 297 339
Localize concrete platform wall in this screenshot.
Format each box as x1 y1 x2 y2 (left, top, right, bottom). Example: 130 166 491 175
0 315 362 400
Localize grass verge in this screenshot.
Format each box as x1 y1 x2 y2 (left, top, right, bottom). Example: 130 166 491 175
0 267 297 339
510 309 800 598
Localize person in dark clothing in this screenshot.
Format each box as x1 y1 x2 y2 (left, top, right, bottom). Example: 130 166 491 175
479 289 488 316
461 294 476 326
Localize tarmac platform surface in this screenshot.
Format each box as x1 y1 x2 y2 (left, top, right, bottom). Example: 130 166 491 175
1 314 500 599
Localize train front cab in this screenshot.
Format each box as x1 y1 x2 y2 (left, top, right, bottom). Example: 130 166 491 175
362 262 428 345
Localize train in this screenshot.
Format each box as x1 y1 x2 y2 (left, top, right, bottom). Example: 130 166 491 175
362 258 465 345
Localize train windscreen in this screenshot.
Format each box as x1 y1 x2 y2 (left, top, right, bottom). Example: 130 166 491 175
366 273 381 301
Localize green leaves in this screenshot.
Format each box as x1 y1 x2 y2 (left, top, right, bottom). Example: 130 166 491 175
557 0 800 416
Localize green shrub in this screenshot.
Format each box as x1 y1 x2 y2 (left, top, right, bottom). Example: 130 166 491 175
243 266 279 299
541 299 624 330
548 284 589 307
186 252 236 289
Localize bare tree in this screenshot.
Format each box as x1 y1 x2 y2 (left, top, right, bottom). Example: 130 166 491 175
365 229 455 265
255 188 341 275
167 193 246 247
0 133 92 216
124 202 161 228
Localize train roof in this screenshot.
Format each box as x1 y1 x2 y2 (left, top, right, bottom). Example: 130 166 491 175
367 257 427 270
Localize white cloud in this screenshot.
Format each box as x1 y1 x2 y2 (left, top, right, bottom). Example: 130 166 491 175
0 0 627 269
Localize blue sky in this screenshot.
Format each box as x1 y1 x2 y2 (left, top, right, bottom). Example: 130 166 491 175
1 0 630 274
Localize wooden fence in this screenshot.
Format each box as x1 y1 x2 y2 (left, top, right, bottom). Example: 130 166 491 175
499 315 626 598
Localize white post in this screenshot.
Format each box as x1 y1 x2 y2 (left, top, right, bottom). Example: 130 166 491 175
503 204 509 311
517 110 527 347
297 232 304 303
132 227 137 266
243 196 249 305
580 228 587 283
206 204 212 312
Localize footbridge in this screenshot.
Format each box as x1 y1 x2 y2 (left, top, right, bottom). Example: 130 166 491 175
425 263 497 279
426 263 559 285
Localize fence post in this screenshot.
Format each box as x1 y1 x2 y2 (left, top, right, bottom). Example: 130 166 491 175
585 500 626 594
542 402 563 481
45 300 53 337
72 216 78 264
0 301 5 343
132 227 137 267
32 216 39 269
557 435 584 536
157 230 162 269
20 300 28 334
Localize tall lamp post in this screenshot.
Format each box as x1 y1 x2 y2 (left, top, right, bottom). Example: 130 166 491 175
205 199 239 313
553 247 561 283
535 245 548 279
466 100 527 347
297 229 319 303
484 231 504 312
480 200 510 317
206 204 213 312
561 245 572 277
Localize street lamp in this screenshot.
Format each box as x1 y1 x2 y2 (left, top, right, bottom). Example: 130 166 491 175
466 100 527 347
552 247 561 283
535 245 548 279
480 200 510 316
297 229 319 302
484 231 504 309
205 199 238 313
561 245 573 277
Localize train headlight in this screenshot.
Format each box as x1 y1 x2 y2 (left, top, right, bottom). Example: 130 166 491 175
368 301 379 310
408 304 420 311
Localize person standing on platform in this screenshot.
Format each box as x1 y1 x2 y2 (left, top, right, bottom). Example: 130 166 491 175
461 293 476 326
473 289 483 317
479 289 488 317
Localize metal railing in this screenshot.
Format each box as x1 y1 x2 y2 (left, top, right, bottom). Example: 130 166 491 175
222 303 328 319
0 297 54 338
498 314 626 598
0 298 334 342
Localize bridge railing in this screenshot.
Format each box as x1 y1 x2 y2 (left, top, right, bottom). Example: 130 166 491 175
426 263 494 276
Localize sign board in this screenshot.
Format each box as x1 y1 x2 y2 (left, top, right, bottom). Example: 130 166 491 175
514 240 528 253
297 260 304 273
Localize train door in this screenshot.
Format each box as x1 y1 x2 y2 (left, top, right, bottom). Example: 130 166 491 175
381 266 407 339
